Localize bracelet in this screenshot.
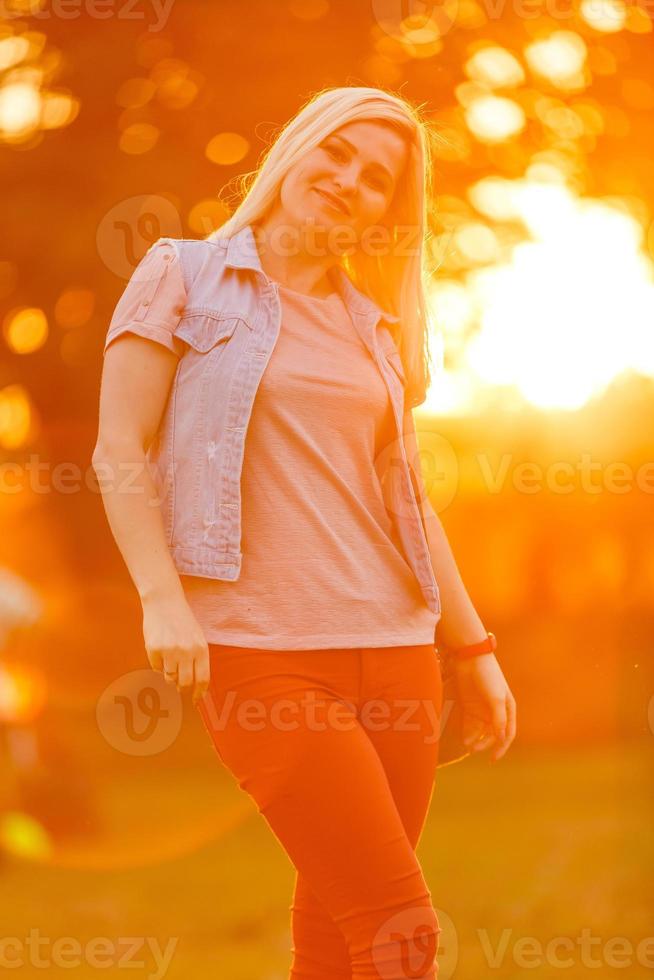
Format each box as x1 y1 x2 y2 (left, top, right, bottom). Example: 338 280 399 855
451 631 497 661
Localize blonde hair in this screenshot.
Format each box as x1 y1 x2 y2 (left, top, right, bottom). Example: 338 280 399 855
207 85 442 408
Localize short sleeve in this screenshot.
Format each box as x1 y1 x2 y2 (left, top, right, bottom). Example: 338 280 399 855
103 239 187 357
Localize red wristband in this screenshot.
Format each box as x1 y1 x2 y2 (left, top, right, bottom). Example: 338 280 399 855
452 631 497 660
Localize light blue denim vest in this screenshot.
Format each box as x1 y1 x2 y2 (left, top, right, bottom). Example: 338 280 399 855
146 224 441 617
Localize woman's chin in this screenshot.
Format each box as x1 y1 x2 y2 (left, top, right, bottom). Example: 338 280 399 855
302 210 339 233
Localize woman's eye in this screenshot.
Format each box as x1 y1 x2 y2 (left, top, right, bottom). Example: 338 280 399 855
323 145 386 191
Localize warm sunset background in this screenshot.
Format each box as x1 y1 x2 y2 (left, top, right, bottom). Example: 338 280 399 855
0 1 652 977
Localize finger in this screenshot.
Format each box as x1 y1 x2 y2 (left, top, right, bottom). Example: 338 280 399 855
193 653 211 705
177 658 194 692
491 698 516 761
149 649 164 672
471 734 496 753
463 729 484 747
462 713 488 746
505 694 517 744
491 696 508 742
162 657 178 684
491 738 511 762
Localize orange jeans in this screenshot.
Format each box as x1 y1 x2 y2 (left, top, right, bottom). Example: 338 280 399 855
195 642 443 979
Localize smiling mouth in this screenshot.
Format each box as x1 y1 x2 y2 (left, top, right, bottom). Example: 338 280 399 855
314 188 350 216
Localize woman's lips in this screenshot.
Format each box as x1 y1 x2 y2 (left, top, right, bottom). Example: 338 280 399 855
313 187 350 216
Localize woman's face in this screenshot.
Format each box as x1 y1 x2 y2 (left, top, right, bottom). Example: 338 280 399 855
279 119 409 244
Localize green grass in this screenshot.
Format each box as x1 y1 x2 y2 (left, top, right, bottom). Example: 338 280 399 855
2 740 652 979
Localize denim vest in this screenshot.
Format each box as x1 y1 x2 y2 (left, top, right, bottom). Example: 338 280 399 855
129 224 441 617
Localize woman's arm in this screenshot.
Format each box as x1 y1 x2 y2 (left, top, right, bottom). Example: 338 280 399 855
401 408 487 647
402 407 517 761
92 241 210 702
92 334 186 605
421 507 489 649
92 333 210 702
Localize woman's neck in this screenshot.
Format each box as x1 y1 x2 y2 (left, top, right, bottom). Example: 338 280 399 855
252 218 338 300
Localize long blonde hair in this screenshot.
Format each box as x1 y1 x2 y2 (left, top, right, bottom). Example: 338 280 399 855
207 85 441 409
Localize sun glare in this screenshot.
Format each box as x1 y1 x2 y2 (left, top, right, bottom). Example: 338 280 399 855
425 182 654 415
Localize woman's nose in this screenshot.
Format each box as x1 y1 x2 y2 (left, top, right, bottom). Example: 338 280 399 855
333 162 360 193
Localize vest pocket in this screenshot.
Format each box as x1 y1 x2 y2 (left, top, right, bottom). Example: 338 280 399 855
176 312 242 353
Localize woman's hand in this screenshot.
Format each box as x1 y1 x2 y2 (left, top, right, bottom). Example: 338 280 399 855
141 592 211 705
454 653 516 762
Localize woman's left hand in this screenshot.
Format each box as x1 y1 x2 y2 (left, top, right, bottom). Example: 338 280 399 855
454 653 517 762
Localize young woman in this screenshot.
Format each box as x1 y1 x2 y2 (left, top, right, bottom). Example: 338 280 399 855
94 85 516 979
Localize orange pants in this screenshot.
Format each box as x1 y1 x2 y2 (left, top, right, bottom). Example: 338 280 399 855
195 642 443 979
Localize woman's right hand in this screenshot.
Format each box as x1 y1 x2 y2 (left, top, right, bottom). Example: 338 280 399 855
141 592 211 704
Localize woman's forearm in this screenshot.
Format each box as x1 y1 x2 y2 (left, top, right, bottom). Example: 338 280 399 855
92 445 186 605
423 509 488 648
401 408 488 647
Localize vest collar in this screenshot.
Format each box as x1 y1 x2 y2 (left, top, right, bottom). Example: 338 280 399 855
225 223 401 326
